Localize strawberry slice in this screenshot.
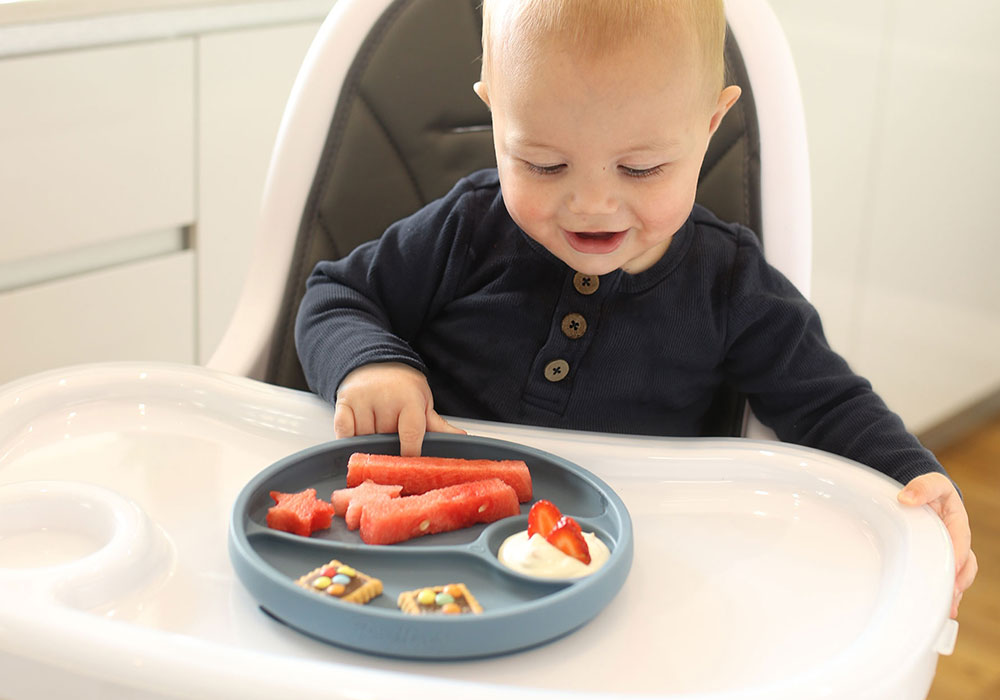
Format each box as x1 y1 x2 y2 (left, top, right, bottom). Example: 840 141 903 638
545 516 591 564
527 499 562 538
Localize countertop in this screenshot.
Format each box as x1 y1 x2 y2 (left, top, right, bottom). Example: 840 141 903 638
0 0 336 57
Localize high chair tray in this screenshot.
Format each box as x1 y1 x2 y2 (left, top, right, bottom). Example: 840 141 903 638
0 362 956 700
229 433 634 659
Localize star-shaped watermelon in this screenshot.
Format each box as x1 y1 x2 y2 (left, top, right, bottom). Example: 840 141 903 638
266 488 335 536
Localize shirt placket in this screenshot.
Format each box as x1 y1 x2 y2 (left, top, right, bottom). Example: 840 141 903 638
521 270 615 414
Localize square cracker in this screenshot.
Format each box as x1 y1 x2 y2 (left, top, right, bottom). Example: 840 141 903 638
295 558 383 604
397 582 483 615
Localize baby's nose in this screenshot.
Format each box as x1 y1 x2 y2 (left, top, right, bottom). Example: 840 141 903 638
566 175 618 215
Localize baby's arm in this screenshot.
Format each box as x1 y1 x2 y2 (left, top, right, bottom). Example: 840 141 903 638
333 362 464 456
296 173 487 434
723 227 976 616
898 473 978 617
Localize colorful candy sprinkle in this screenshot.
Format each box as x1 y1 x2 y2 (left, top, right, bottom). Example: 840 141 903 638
417 588 436 605
312 576 332 590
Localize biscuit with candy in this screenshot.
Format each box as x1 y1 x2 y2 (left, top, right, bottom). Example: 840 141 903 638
397 583 483 615
296 558 382 604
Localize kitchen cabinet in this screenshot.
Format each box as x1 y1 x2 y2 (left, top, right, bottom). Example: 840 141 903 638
0 4 330 385
0 39 196 383
0 254 195 380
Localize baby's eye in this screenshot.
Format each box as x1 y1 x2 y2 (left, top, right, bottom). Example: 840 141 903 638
525 162 566 176
620 164 664 179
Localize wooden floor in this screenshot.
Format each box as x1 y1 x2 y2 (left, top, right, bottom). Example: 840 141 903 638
925 413 1000 699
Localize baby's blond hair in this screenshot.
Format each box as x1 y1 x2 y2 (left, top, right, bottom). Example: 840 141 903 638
481 0 727 97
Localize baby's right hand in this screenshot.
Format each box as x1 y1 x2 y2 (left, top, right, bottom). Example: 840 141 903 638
333 362 465 456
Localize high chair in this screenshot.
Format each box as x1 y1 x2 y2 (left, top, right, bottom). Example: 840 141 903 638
0 6 961 689
207 0 812 438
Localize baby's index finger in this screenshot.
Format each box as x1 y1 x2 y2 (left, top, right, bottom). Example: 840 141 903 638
395 402 427 457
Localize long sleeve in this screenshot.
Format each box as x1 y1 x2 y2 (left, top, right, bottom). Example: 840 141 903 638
294 174 489 403
722 226 946 486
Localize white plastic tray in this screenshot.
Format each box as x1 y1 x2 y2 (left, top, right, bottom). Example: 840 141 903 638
0 362 955 700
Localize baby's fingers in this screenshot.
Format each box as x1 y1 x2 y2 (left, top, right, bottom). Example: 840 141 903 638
396 402 428 457
958 549 979 592
952 549 978 617
912 477 971 561
897 472 953 507
335 397 376 437
898 473 976 618
333 401 356 439
900 476 971 560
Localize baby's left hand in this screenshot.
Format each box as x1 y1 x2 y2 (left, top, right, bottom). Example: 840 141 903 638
898 472 978 618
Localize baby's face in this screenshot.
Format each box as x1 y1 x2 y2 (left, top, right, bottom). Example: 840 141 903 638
478 37 738 275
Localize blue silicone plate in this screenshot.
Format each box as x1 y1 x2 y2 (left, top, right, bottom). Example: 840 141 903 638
228 433 633 659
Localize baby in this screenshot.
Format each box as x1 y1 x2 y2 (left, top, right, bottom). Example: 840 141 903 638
295 0 975 615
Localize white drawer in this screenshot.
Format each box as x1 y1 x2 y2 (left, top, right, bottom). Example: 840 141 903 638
0 39 195 264
0 252 195 385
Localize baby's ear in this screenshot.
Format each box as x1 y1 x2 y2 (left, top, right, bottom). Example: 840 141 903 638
709 85 742 136
473 81 492 109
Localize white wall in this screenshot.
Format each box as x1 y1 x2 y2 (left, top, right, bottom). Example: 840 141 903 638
767 0 1000 432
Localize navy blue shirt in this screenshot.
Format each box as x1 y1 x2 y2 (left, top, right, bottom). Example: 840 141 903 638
296 169 945 486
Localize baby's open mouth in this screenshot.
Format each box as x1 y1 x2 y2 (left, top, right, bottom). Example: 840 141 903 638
565 229 627 254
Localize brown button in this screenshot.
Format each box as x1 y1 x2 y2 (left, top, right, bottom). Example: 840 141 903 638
543 359 570 382
573 272 599 295
561 313 587 339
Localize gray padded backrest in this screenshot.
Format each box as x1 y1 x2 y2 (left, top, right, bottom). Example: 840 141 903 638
267 0 760 435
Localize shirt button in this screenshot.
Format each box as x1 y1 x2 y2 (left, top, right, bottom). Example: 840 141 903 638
573 272 599 295
544 359 570 382
561 313 587 339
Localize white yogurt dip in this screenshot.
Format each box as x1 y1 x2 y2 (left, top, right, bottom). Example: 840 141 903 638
497 530 610 579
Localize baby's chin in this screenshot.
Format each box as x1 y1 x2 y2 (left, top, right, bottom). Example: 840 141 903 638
552 250 627 277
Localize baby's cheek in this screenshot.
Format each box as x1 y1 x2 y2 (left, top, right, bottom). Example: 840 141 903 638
642 188 696 234
505 186 553 229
